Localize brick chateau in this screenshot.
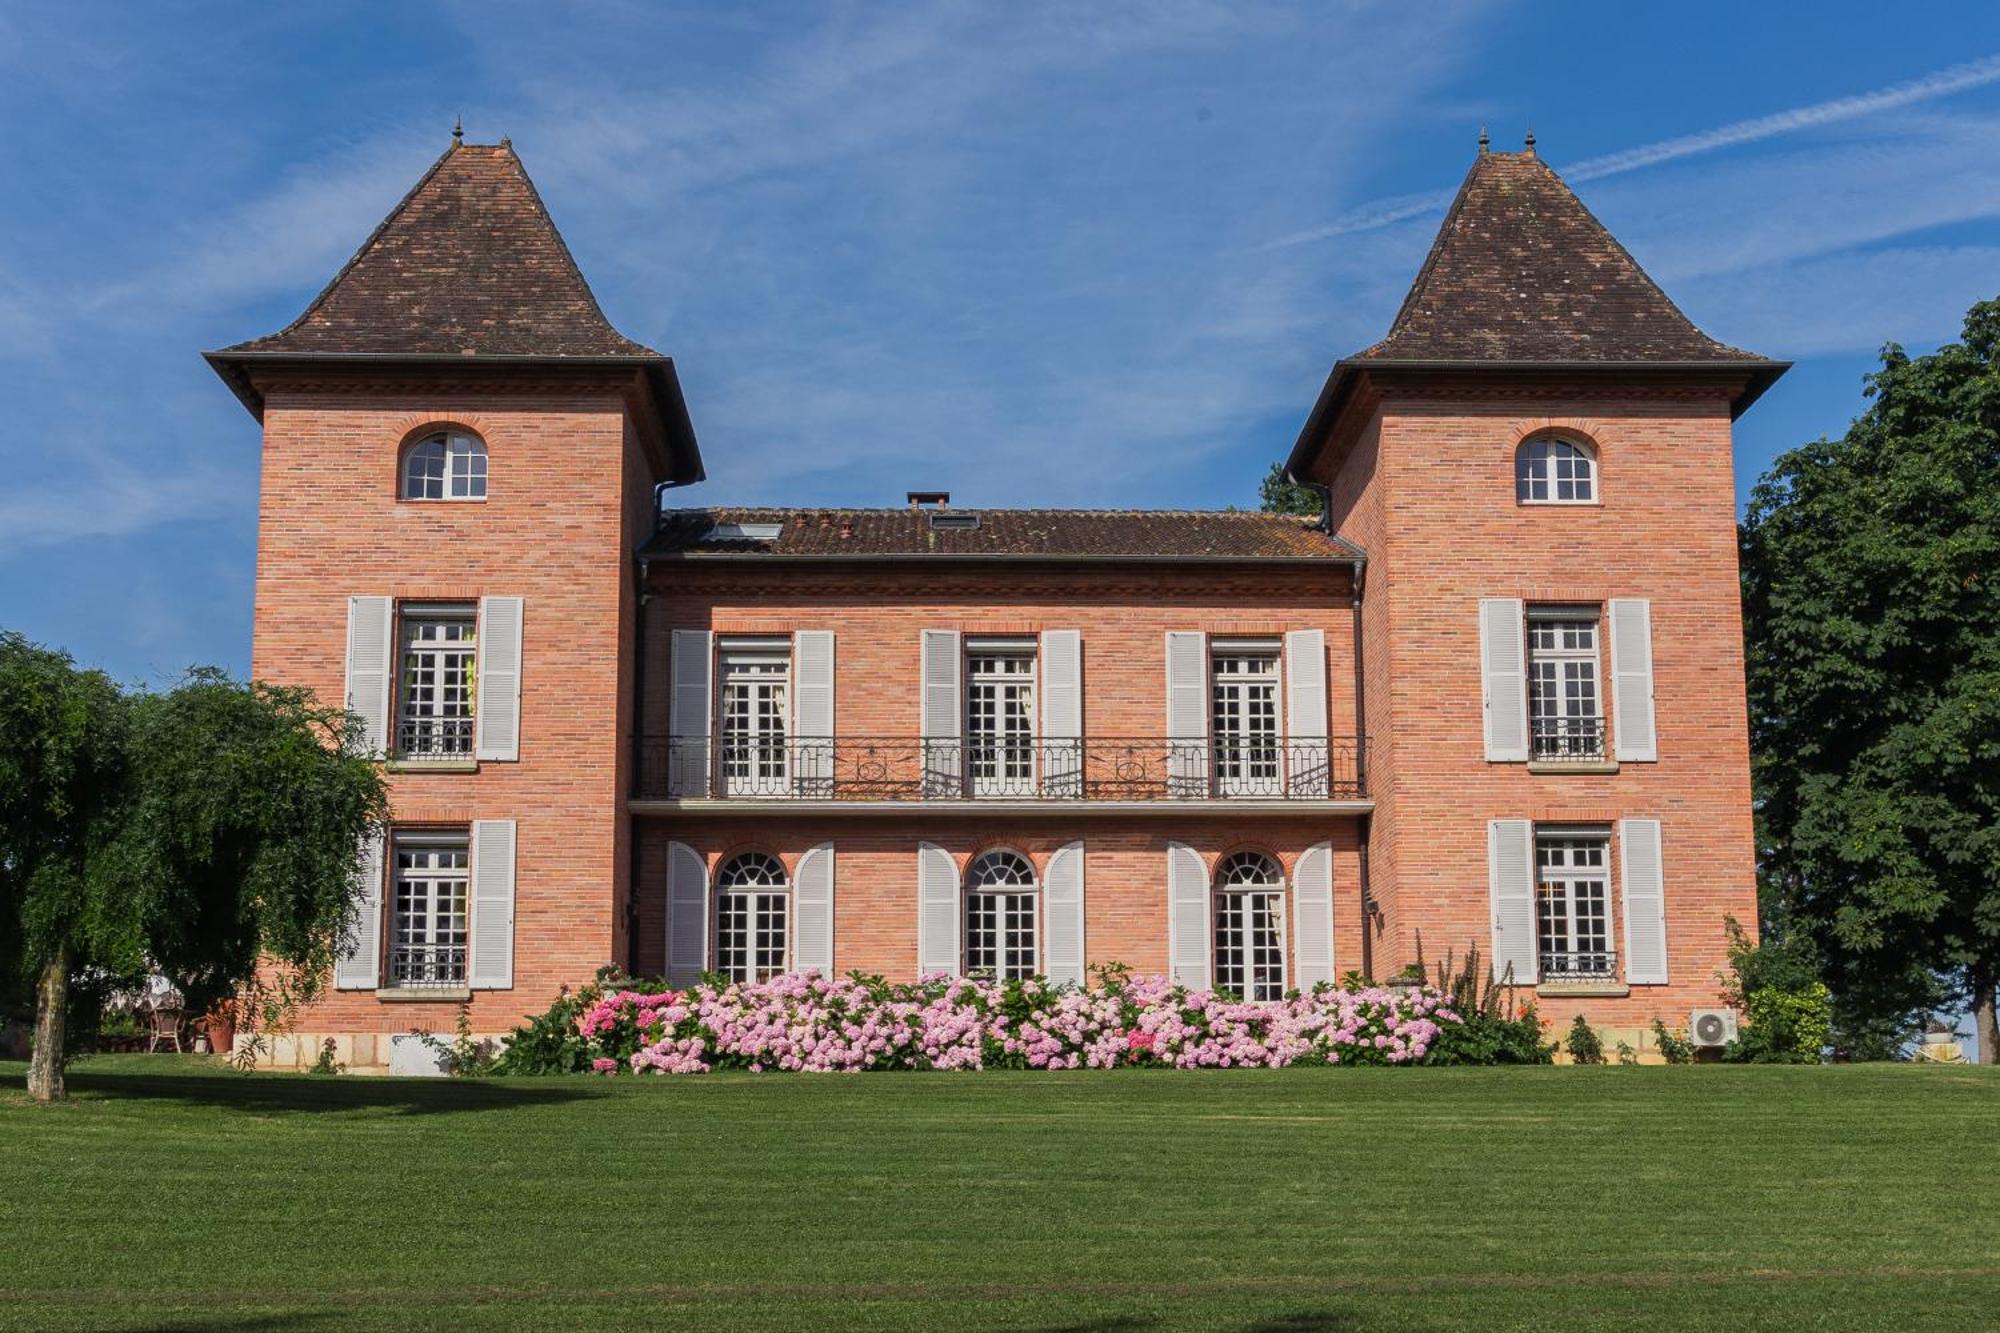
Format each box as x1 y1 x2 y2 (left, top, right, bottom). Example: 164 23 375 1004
207 135 1785 1067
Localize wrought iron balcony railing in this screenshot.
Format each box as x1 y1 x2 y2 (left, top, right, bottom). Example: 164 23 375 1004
387 941 467 988
637 735 1366 802
1539 949 1617 981
1530 714 1607 762
397 716 475 760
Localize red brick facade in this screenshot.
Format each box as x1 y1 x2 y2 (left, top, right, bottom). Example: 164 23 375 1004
215 140 1783 1063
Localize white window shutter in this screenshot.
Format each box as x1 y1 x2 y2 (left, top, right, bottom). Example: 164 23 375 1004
668 630 713 797
1167 841 1211 990
1284 629 1329 797
1292 840 1335 988
916 842 960 975
1487 818 1537 984
1043 840 1085 986
1480 599 1529 762
1609 599 1659 762
1041 630 1082 798
793 841 835 975
793 630 835 793
334 832 385 989
1620 818 1669 984
468 819 516 990
920 630 962 797
343 597 394 756
474 596 524 761
665 841 709 986
1164 632 1209 796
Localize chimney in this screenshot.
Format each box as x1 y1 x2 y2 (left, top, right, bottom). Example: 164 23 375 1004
906 490 950 510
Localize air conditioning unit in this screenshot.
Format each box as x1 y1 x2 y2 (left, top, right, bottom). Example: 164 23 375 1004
1689 1008 1738 1048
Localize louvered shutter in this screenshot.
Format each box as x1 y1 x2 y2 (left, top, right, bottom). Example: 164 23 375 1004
794 842 835 975
665 841 708 986
668 630 712 797
920 630 962 797
344 597 394 756
1041 630 1082 798
1480 599 1529 762
469 819 516 989
1620 818 1668 984
793 630 835 795
474 596 524 761
334 832 386 989
1164 632 1209 796
1043 841 1085 986
1609 599 1659 762
1292 841 1335 988
1284 628 1329 796
916 842 960 976
1487 818 1537 984
1167 842 1211 989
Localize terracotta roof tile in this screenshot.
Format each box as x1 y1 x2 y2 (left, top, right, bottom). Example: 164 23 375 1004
218 143 652 359
644 508 1361 561
1363 151 1765 365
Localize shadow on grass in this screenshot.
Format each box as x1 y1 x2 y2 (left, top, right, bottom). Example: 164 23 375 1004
3 1067 603 1117
1039 1313 1357 1333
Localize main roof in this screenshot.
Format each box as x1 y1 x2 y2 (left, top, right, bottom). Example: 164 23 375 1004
1287 147 1786 475
205 139 702 479
644 508 1363 562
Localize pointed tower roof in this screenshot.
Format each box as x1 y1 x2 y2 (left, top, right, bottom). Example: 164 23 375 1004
206 140 701 480
1287 147 1785 477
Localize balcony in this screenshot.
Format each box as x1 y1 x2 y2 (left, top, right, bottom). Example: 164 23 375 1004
1539 949 1617 981
397 716 475 762
635 736 1367 805
1530 715 1606 763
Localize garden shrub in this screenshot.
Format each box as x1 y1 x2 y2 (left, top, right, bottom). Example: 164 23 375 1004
1565 1015 1604 1065
1720 919 1831 1063
1651 1018 1694 1065
1409 937 1555 1066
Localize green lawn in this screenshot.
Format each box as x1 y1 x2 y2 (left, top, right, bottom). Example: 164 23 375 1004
2 1058 1997 1331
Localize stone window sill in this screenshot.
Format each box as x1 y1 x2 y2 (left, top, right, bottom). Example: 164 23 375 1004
1526 760 1620 775
386 758 479 774
1536 981 1631 999
375 988 472 1003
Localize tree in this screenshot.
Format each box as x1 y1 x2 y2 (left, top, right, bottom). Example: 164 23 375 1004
1 635 387 1100
1740 296 2000 1062
1258 463 1322 518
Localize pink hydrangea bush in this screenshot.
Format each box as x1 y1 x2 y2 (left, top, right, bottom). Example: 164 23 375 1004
575 971 1459 1075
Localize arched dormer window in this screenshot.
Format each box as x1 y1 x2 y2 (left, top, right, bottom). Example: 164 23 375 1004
1515 434 1597 505
1213 850 1285 1000
402 429 488 501
965 849 1038 979
714 851 789 983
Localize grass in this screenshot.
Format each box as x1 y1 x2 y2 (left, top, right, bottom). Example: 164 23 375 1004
2 1058 1997 1331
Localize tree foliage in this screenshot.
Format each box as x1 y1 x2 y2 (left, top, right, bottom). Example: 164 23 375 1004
1739 296 2000 1052
1258 463 1322 517
0 633 388 1099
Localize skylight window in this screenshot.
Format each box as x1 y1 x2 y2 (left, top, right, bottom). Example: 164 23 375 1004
706 521 784 542
929 513 980 530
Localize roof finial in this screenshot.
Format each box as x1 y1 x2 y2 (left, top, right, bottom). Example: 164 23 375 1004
452 116 464 147
1477 125 1489 155
1523 127 1536 156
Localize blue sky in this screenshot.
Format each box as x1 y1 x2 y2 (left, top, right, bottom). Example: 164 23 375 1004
5 3 2000 685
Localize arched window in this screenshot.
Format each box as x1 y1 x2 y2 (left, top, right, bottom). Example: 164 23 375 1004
715 852 789 983
1213 850 1285 1000
402 429 488 501
965 849 1038 979
1515 435 1597 504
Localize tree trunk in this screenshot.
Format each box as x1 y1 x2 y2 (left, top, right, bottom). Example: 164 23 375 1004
1976 972 1998 1067
27 947 68 1103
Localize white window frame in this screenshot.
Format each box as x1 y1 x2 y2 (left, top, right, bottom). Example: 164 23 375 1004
965 640 1038 798
1534 831 1614 979
388 830 470 988
964 848 1040 979
1526 607 1604 761
716 640 792 797
401 429 488 502
1210 641 1282 797
1212 850 1287 1000
396 604 477 761
713 851 791 983
1516 435 1598 505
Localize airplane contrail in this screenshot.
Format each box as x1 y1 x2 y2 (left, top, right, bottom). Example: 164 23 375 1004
1258 52 2000 251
